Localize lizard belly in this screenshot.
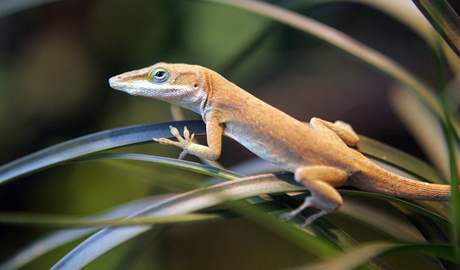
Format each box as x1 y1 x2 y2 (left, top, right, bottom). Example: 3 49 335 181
224 122 307 171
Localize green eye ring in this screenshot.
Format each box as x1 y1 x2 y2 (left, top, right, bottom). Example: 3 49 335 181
150 68 169 83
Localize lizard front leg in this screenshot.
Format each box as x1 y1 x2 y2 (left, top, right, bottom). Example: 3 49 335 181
154 111 223 160
283 166 348 226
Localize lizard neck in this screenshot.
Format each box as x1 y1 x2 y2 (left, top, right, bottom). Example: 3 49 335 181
200 70 215 116
173 93 206 115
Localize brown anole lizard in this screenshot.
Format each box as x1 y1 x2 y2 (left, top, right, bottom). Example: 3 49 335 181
109 63 451 225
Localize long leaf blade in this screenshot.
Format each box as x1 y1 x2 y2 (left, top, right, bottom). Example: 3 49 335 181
0 212 219 228
0 195 172 270
79 152 240 180
83 152 451 223
298 242 454 270
0 0 61 17
50 170 453 269
50 174 333 270
0 120 205 185
411 0 460 58
442 88 460 259
357 136 445 183
203 0 460 139
2 151 446 269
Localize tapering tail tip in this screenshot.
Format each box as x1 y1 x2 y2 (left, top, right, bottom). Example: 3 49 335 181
352 162 451 201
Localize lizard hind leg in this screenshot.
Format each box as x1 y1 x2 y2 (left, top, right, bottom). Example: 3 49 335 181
310 117 359 147
283 166 348 226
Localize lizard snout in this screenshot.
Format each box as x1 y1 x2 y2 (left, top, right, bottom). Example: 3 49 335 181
108 75 127 92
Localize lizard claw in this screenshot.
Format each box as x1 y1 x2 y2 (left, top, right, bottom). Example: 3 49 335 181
178 150 188 160
183 126 190 139
169 126 185 143
153 126 194 159
182 126 195 141
280 197 313 222
153 137 180 146
301 210 328 227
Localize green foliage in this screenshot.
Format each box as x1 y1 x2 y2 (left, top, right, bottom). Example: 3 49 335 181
412 0 460 58
0 0 459 270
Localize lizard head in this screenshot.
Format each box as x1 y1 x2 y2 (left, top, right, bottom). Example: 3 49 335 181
109 62 209 113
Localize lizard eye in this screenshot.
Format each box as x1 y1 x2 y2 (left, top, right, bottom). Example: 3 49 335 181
151 68 169 83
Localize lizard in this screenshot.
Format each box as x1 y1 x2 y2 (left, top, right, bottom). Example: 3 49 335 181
109 62 452 225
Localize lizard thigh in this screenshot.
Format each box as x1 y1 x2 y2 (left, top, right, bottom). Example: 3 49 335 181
309 117 359 147
295 165 348 211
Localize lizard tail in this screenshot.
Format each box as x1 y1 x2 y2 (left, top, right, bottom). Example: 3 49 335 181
349 159 451 201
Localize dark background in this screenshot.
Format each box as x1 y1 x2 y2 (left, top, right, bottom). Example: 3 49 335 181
0 0 457 269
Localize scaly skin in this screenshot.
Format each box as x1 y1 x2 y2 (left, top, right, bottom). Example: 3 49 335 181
109 62 451 225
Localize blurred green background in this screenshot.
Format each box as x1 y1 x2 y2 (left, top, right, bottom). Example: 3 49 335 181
0 0 458 269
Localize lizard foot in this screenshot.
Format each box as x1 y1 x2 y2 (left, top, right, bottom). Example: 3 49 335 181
334 120 359 145
301 210 328 227
153 126 195 159
280 196 330 227
280 197 313 221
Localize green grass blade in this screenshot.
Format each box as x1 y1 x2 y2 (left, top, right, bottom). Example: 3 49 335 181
50 174 333 270
80 152 449 223
203 0 460 139
81 154 442 253
442 93 460 260
219 156 449 237
298 242 455 270
2 146 447 269
226 199 342 256
0 212 219 228
412 0 460 58
341 190 448 224
390 88 459 181
357 136 445 183
0 0 62 17
81 153 450 236
0 120 205 185
0 195 173 270
0 118 450 269
79 152 240 180
302 242 395 270
50 172 451 270
340 199 427 242
0 118 447 226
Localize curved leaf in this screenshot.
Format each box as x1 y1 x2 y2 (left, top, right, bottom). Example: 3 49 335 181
357 136 445 183
339 199 426 242
441 87 460 258
298 242 454 270
0 118 447 224
341 190 448 224
0 0 61 17
79 153 451 236
0 195 173 270
0 120 205 185
321 0 460 72
2 153 446 269
412 0 460 58
50 174 334 270
50 170 452 269
203 0 460 139
79 152 240 180
0 212 219 228
0 117 443 189
79 152 450 223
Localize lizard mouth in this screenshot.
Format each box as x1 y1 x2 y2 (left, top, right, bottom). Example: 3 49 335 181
109 66 153 93
108 76 125 91
108 76 139 95
108 76 156 97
